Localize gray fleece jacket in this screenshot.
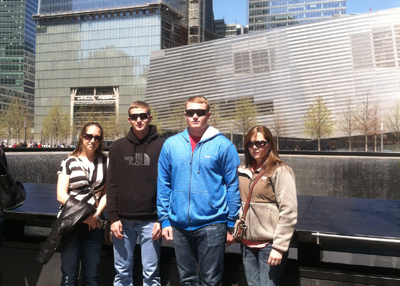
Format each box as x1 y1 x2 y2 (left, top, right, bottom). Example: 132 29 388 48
237 164 297 252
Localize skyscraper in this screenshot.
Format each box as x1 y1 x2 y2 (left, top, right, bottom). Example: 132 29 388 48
33 0 188 139
188 0 216 44
0 0 37 113
249 0 346 32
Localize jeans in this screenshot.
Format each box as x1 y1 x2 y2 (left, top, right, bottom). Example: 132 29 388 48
0 216 4 286
61 227 104 286
240 243 288 286
172 223 226 286
113 221 161 286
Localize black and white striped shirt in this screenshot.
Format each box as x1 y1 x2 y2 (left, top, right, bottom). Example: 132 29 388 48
57 156 108 206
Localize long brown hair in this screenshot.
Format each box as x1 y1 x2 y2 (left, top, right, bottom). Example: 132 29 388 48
69 122 106 158
243 125 286 175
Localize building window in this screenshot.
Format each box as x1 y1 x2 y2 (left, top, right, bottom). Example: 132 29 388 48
234 49 275 74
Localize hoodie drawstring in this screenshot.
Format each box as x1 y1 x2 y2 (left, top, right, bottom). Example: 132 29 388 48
197 144 203 174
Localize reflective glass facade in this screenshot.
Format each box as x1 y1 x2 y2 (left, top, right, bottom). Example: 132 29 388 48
34 4 187 136
249 0 346 32
145 8 400 138
0 0 37 112
38 0 188 20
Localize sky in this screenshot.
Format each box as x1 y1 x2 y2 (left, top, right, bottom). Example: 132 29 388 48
213 0 400 26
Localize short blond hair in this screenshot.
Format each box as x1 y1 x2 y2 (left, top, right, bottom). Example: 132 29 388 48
185 96 210 111
128 101 151 115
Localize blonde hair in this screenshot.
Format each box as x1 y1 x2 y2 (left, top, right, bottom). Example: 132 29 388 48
185 96 210 111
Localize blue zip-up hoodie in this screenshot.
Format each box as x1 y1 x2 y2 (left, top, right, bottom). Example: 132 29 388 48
157 126 241 230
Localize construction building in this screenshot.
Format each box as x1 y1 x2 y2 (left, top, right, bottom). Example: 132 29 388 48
188 0 216 44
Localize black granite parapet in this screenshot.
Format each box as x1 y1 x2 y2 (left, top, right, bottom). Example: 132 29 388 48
4 151 400 200
281 154 400 200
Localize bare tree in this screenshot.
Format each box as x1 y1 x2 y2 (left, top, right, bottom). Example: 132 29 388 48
59 113 72 145
303 96 335 151
234 97 258 138
0 97 33 143
269 108 286 150
114 114 130 139
98 114 116 142
150 109 164 135
386 100 400 151
354 92 377 152
337 100 357 151
42 102 70 146
171 105 186 133
370 99 381 152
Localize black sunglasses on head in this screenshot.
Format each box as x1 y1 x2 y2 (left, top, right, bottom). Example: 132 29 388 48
185 109 208 117
83 133 102 142
246 140 268 149
129 113 149 121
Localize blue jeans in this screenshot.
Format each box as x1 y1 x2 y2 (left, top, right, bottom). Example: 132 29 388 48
113 221 161 286
241 243 288 286
61 227 104 286
172 223 226 286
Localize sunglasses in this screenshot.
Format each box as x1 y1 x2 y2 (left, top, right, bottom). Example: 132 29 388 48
185 109 208 117
246 140 268 149
129 113 149 121
83 133 102 142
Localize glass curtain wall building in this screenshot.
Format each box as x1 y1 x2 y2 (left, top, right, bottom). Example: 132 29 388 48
145 8 400 140
0 0 37 113
39 0 188 19
249 0 346 32
33 0 188 138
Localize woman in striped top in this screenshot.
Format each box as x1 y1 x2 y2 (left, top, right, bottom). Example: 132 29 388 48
57 122 108 286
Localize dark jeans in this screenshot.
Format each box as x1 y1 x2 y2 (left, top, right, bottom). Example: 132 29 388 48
0 216 4 249
172 223 226 286
241 243 288 286
61 227 104 286
0 216 4 286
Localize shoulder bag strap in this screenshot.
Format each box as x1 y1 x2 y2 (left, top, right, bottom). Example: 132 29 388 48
240 170 264 222
76 158 99 208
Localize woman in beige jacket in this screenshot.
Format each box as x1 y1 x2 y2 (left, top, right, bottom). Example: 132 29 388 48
237 125 297 286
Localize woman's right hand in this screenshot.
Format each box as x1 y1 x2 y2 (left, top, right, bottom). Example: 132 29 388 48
268 248 283 266
83 214 99 230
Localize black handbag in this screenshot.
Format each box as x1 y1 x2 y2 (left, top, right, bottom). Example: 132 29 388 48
0 148 26 211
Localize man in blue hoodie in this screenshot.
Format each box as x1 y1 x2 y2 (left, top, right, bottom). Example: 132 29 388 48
157 96 241 286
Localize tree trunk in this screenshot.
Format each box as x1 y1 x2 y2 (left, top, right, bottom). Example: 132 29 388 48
374 135 377 152
365 135 368 152
318 138 320 151
348 136 352 151
276 136 279 150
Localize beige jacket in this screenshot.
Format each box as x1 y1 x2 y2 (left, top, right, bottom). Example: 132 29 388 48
237 164 297 252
